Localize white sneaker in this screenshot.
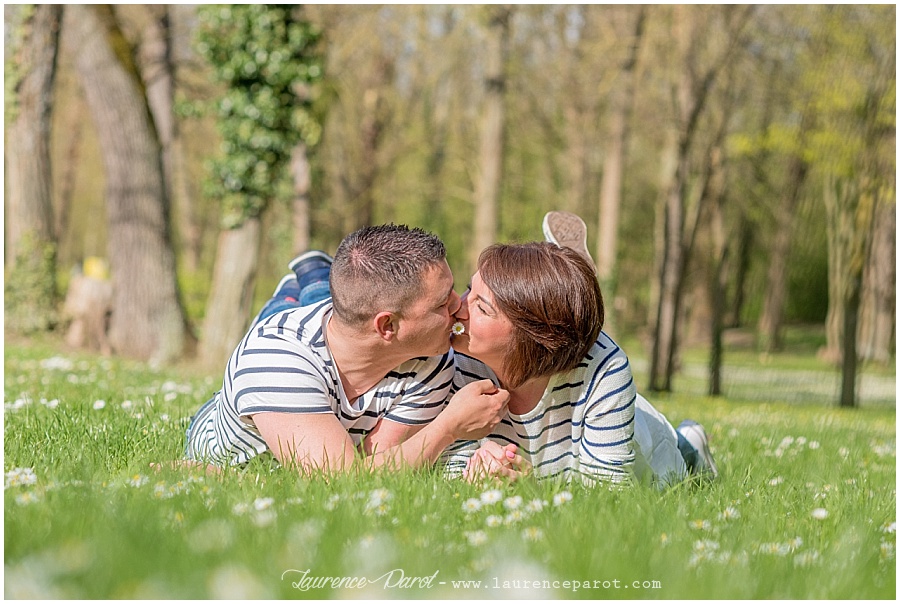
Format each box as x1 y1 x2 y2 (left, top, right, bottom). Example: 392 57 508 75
677 420 719 479
288 250 333 274
542 211 594 266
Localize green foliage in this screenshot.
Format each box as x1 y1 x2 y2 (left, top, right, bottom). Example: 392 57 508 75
4 339 896 598
3 4 36 125
5 232 59 334
801 5 894 181
195 5 323 228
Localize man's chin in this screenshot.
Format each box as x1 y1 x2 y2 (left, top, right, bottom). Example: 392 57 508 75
449 335 468 354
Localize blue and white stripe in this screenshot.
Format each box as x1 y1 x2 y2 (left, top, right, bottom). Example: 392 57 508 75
186 302 455 466
441 331 638 485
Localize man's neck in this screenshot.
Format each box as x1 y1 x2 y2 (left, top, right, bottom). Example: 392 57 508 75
325 317 406 401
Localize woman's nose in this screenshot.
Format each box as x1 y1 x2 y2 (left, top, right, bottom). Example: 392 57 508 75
454 290 470 320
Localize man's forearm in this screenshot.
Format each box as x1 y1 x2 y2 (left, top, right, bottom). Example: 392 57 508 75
366 416 457 471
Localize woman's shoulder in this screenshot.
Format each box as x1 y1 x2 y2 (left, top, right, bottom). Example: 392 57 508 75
584 331 630 368
451 351 499 386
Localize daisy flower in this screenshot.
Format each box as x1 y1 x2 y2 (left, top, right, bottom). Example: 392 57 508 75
462 498 483 513
522 527 544 542
451 322 466 335
480 489 503 505
465 530 488 546
503 495 523 510
552 491 573 506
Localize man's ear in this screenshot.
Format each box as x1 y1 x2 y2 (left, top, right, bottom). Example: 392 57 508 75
374 311 397 341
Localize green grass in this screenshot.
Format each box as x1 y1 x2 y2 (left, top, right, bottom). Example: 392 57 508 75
4 335 896 599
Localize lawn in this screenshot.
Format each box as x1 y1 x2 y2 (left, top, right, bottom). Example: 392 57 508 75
4 334 896 599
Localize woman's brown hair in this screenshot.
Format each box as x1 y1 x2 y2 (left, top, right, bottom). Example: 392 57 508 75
477 242 604 389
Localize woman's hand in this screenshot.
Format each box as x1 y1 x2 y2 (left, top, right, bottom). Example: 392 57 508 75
463 441 531 483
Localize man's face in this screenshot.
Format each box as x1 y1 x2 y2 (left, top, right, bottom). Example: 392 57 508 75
396 261 461 357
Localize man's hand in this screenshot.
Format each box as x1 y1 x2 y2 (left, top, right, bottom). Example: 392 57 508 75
436 380 509 441
463 441 532 483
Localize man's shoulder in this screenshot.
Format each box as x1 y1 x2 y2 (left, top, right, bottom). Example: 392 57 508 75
393 349 455 375
249 301 331 344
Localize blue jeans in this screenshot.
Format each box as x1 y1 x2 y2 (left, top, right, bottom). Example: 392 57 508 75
253 267 332 326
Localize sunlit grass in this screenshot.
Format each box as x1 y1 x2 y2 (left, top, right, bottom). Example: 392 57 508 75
4 336 896 598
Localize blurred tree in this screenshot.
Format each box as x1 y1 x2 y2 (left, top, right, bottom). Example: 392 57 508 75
195 4 323 368
647 5 753 392
5 4 63 333
858 198 895 364
804 6 895 406
471 5 512 269
135 5 201 274
735 6 819 353
68 4 190 364
596 6 645 327
307 6 397 241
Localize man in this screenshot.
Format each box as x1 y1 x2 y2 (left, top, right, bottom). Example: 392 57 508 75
185 224 509 473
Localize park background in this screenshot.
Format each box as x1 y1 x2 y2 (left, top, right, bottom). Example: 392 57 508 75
4 4 896 599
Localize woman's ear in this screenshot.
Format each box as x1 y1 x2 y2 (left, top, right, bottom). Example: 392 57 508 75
374 311 397 341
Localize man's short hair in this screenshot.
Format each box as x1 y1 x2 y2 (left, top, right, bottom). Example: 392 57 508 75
477 242 604 389
330 224 447 327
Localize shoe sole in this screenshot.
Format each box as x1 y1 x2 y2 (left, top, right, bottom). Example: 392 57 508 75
289 250 333 272
680 423 719 478
542 211 594 266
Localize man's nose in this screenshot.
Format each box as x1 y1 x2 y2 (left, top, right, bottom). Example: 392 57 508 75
448 291 463 316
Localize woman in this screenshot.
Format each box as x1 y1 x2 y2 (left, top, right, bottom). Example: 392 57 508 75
441 241 717 487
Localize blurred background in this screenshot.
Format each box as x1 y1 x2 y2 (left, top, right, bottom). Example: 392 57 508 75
4 5 895 405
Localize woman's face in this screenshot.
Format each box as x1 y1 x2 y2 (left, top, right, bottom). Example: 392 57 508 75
451 271 516 373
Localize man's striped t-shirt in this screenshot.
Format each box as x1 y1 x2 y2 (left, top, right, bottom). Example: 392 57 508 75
185 301 455 466
440 331 638 485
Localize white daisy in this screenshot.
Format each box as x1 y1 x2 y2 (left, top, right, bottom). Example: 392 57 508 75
462 498 483 513
552 491 573 506
503 495 523 510
465 530 488 546
480 489 503 505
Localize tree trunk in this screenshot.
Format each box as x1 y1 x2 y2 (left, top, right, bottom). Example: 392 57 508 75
291 143 312 255
858 198 895 363
822 177 852 365
824 176 879 407
596 6 645 309
649 155 687 392
138 5 201 273
839 271 862 407
756 135 809 352
726 215 753 327
4 4 62 333
648 6 692 393
199 218 263 369
471 6 511 269
705 141 729 396
69 4 188 364
341 55 393 234
647 5 749 392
